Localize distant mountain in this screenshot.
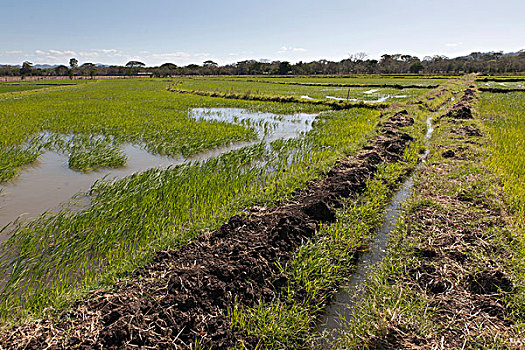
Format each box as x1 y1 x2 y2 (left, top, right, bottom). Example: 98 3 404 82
456 50 524 60
33 64 59 69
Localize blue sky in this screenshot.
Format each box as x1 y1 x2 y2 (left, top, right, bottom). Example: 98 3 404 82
1 0 523 66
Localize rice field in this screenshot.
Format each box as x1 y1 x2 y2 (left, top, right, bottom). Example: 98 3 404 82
479 91 525 227
175 77 432 103
1 75 525 349
0 77 378 319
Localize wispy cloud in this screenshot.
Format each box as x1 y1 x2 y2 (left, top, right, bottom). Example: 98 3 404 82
5 50 23 55
278 46 307 54
150 52 210 59
147 52 211 65
78 51 100 58
48 49 77 56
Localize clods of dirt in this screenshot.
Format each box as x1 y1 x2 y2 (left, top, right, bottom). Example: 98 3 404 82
442 150 455 158
451 125 482 137
466 270 513 295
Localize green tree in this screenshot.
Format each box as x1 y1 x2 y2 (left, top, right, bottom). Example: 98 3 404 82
125 61 145 68
409 62 424 73
277 61 292 75
20 61 33 77
69 58 78 69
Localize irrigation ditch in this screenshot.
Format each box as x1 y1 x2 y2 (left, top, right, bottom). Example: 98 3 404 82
340 84 525 348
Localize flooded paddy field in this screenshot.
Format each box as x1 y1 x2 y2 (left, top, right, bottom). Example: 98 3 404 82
175 77 429 103
0 107 317 234
1 76 525 349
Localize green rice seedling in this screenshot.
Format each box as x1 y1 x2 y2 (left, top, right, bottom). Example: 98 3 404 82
479 91 525 229
0 106 380 321
0 79 332 183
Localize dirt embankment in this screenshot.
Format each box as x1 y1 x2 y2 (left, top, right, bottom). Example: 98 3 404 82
0 112 415 349
367 88 523 348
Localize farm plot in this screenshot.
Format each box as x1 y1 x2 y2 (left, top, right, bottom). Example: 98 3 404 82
228 75 450 87
4 76 520 349
0 75 468 349
175 78 429 103
0 79 333 184
0 80 86 94
0 76 378 324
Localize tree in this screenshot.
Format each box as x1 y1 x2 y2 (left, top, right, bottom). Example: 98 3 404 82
20 61 33 77
203 60 218 67
69 58 78 69
409 62 424 73
54 65 69 76
277 61 292 75
160 63 177 70
125 61 145 68
80 63 97 78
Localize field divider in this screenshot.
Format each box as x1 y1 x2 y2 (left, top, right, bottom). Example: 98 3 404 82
167 86 389 110
478 87 525 93
218 78 439 89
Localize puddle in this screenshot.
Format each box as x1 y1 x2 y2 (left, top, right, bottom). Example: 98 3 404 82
314 110 437 348
326 95 389 103
363 89 380 94
0 108 317 239
300 95 314 100
189 108 317 142
325 95 358 102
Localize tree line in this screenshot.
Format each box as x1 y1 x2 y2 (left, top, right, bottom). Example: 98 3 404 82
2 51 524 78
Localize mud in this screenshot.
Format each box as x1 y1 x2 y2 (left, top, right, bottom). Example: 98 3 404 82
0 112 415 349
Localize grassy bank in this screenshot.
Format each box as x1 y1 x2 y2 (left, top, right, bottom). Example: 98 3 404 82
226 78 467 349
341 86 525 348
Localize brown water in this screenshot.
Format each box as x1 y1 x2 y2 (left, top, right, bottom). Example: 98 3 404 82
0 108 318 239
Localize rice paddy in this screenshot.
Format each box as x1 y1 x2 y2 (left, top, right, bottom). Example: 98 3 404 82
0 75 524 349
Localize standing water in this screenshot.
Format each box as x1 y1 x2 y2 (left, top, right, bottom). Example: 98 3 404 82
0 108 317 239
314 112 436 347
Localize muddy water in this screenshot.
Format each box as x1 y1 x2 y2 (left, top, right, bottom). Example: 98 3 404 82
314 113 436 347
0 108 317 238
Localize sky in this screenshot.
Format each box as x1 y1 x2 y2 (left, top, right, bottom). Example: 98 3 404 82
1 0 524 67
